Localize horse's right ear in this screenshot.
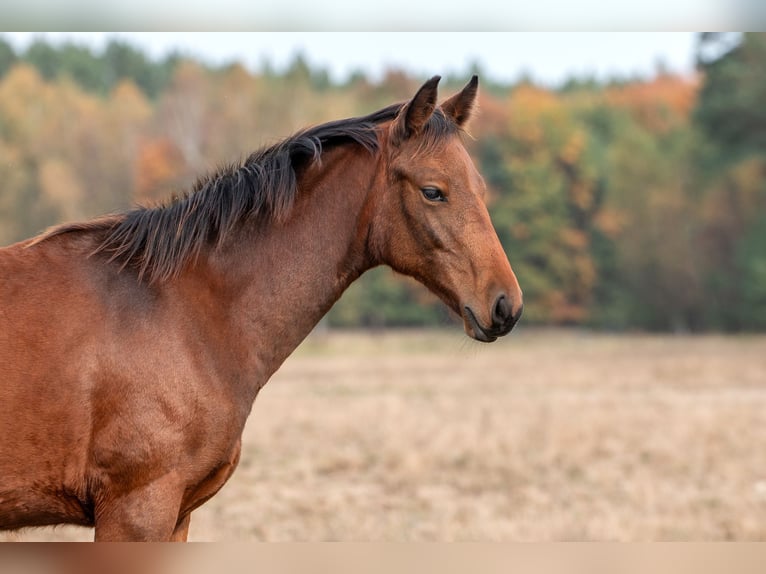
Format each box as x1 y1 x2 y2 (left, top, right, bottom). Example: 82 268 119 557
441 75 479 128
392 75 441 145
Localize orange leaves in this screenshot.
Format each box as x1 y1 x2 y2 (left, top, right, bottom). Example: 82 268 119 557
543 289 589 324
559 129 587 167
472 91 507 138
605 74 698 133
109 80 152 126
0 63 155 240
559 227 589 251
481 83 608 325
38 158 84 221
509 83 561 116
0 65 52 146
2 51 749 329
593 208 627 239
507 84 561 146
135 138 185 202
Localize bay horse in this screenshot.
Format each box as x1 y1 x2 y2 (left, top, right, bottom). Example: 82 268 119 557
0 76 522 541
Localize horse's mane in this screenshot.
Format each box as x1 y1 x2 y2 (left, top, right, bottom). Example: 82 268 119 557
34 102 458 284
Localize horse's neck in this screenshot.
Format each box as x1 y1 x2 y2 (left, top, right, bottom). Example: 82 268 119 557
196 148 377 394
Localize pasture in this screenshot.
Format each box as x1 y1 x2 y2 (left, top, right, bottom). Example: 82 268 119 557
11 328 766 541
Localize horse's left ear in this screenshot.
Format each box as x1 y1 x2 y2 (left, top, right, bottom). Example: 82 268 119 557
393 75 441 144
441 75 479 128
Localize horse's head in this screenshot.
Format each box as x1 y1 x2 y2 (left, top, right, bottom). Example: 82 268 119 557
370 75 523 342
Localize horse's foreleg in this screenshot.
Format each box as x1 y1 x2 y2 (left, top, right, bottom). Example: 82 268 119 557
93 475 185 542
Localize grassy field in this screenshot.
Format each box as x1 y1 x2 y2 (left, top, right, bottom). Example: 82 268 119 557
10 328 766 541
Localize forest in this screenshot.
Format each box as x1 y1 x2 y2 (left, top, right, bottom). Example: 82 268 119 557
0 33 764 331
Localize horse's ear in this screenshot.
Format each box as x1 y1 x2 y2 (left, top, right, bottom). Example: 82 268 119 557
441 75 479 128
393 75 441 144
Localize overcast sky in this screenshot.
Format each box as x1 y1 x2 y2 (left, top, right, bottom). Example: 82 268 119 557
3 32 699 86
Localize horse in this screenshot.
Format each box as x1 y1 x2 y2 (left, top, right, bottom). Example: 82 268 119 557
0 76 523 541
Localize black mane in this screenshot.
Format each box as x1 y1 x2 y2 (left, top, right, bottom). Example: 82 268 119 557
36 102 458 283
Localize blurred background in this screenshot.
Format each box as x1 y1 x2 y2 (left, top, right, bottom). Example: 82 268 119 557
1 32 764 331
1 32 765 541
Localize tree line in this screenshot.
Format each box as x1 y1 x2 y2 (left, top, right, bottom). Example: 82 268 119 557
0 33 764 331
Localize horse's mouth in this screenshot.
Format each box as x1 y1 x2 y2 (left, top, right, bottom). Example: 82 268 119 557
462 306 498 343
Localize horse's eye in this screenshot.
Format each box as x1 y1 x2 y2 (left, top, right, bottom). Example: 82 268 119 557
421 186 445 202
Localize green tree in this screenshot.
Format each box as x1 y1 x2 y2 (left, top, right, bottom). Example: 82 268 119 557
736 216 766 329
693 32 766 330
695 33 766 160
56 42 105 93
0 37 16 78
23 39 60 81
103 40 178 98
327 268 447 328
479 84 603 324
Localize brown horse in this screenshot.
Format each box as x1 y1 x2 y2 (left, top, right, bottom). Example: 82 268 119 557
0 76 522 541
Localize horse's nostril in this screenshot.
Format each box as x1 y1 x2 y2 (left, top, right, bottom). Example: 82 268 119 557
492 294 511 325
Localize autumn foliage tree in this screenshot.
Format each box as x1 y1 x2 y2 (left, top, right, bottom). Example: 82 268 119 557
0 34 764 331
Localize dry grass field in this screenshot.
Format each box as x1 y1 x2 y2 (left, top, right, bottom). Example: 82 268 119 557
10 328 766 541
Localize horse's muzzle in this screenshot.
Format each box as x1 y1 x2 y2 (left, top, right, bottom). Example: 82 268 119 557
463 299 523 343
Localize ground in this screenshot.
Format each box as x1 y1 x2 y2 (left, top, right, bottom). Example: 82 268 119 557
8 328 766 541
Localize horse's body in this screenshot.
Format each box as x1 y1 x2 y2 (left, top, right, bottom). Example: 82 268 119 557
0 77 522 541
